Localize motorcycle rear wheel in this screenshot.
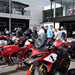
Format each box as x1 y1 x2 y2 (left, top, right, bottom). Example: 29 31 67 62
0 57 6 65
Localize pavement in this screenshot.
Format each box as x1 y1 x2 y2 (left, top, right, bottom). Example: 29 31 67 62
0 60 75 75
0 65 25 75
69 60 75 69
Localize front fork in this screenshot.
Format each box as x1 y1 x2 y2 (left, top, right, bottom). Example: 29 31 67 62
26 65 33 75
26 63 53 75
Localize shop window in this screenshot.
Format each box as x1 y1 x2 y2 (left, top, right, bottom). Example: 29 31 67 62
55 7 63 17
43 9 53 22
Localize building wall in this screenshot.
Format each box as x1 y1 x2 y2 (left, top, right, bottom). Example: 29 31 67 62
13 0 44 28
43 2 63 17
0 18 29 32
12 0 75 28
13 0 61 28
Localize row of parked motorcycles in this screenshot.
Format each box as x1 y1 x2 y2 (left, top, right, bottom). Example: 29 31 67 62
0 35 71 75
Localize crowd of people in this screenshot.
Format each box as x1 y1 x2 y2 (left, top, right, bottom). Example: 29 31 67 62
33 25 67 49
3 25 67 49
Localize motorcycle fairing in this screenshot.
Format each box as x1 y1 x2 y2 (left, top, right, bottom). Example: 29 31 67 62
1 45 20 56
31 48 48 57
44 53 57 63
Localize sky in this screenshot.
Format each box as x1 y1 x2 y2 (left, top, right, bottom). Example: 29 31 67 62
13 0 72 5
12 0 51 6
12 0 73 10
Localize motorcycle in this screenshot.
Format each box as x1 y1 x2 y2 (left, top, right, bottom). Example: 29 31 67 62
0 38 33 65
23 40 70 75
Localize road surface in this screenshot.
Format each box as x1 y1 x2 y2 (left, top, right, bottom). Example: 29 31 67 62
0 60 75 75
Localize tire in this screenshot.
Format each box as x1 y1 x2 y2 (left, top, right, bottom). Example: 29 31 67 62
51 68 63 75
67 69 75 75
30 64 47 75
5 57 13 65
0 57 13 65
0 57 6 65
39 64 48 75
52 56 70 75
59 55 70 72
53 71 62 75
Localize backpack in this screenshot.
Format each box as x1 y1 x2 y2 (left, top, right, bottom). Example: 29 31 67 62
61 31 66 40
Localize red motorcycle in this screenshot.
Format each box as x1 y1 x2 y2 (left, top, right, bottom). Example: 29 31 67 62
23 40 70 75
0 38 33 65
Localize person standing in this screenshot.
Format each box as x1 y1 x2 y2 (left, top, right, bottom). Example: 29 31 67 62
32 26 38 41
4 28 10 35
61 26 67 41
16 28 23 37
55 27 67 41
34 26 46 49
46 25 54 47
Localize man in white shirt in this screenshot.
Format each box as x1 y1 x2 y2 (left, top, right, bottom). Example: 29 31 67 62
34 26 46 48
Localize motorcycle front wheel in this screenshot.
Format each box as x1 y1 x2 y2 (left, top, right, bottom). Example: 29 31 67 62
30 64 47 75
53 71 62 75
